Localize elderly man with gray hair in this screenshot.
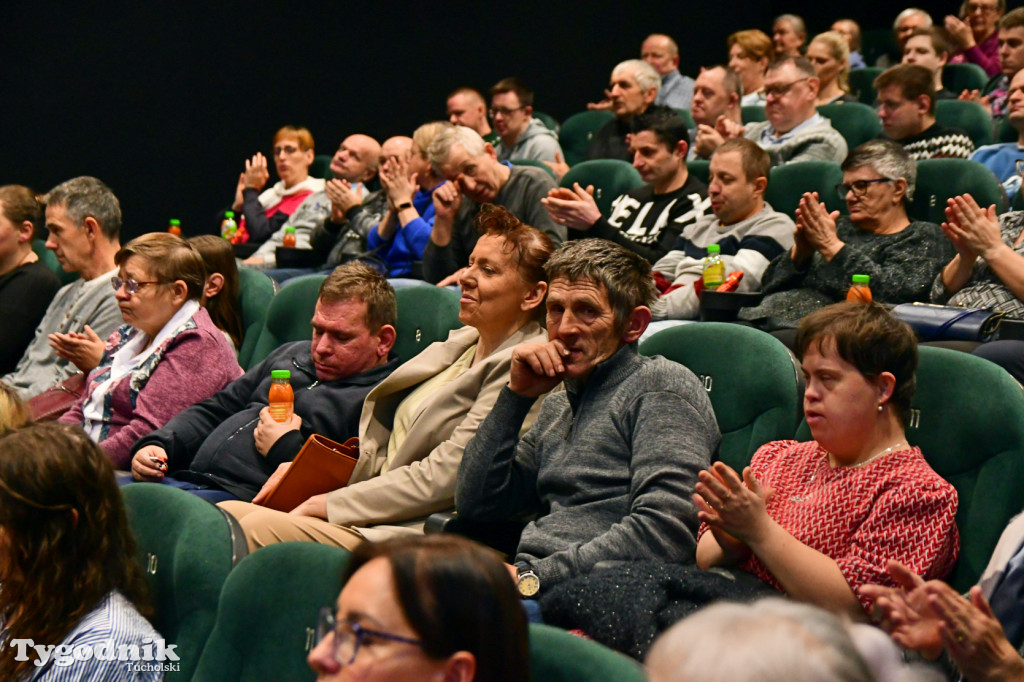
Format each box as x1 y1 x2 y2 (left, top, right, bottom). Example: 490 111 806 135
456 238 719 600
4 177 123 398
422 125 564 284
587 59 666 163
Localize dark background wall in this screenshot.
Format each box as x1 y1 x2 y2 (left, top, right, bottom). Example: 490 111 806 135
2 1 927 239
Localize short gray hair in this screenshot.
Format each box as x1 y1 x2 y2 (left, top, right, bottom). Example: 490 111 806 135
44 176 121 240
647 599 874 682
894 8 933 31
613 59 661 95
427 125 486 172
842 139 917 201
774 13 807 38
544 239 656 329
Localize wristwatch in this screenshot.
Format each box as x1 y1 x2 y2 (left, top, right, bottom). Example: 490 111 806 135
397 201 413 211
515 562 540 598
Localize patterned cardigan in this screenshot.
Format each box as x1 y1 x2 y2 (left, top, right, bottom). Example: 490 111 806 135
60 306 242 468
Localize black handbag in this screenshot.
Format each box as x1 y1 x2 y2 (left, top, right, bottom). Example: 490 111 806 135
891 303 1004 342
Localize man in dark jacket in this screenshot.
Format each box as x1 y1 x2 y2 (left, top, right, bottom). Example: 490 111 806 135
128 262 398 502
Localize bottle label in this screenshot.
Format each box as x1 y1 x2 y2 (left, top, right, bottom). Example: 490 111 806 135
268 402 293 422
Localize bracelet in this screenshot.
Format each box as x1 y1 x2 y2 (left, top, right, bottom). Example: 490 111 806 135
397 202 413 211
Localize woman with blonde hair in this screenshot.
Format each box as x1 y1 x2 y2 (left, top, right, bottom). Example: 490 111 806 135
808 31 857 105
0 382 31 434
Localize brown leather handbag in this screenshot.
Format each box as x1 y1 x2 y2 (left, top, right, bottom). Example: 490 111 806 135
26 372 87 421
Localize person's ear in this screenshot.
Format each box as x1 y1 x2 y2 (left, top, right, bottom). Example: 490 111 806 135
375 324 397 358
891 177 908 204
753 175 769 195
622 306 652 344
524 105 534 118
676 139 689 160
82 216 100 241
17 220 34 244
484 143 498 161
439 651 476 682
170 280 189 305
521 280 547 313
204 273 225 300
876 371 896 406
806 76 820 97
915 94 931 116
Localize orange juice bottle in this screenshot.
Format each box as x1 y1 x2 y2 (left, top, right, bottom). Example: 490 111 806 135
846 274 872 303
282 226 297 248
268 370 294 422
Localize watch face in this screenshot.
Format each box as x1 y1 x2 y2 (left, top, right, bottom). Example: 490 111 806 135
518 572 540 597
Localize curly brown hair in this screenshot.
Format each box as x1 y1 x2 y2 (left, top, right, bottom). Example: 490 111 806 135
0 423 150 679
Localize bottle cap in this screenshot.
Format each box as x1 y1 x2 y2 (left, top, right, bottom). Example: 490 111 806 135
852 274 870 284
270 370 291 380
285 227 296 234
225 211 235 219
707 244 721 254
169 219 181 226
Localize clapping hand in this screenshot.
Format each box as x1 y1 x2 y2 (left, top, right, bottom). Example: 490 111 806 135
243 153 270 191
943 194 1003 261
540 183 600 230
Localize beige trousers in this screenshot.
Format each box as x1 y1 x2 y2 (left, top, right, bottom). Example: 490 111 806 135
218 501 365 553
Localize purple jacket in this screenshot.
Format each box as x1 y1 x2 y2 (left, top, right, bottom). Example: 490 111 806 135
61 306 242 468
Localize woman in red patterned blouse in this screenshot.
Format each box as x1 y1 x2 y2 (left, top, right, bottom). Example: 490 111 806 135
694 301 959 621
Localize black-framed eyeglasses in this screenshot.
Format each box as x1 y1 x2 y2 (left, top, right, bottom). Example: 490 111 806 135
273 145 302 156
763 77 810 98
488 106 525 118
316 607 423 665
965 2 999 14
111 276 164 295
835 178 893 199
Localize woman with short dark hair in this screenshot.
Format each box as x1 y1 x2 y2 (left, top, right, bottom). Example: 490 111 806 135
696 302 959 621
309 535 528 682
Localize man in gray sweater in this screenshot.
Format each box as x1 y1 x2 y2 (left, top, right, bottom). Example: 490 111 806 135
3 177 122 398
704 57 848 167
423 125 566 284
456 239 720 597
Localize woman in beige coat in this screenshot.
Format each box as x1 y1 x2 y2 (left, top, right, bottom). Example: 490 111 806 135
221 206 552 551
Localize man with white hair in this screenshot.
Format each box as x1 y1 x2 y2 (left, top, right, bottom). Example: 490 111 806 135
588 59 664 162
422 125 565 283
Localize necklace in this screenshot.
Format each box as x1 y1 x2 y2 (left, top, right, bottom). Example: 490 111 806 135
826 441 907 469
791 441 907 503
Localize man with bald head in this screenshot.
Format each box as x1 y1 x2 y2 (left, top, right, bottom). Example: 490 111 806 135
832 19 866 69
446 87 498 145
247 134 385 280
643 33 695 110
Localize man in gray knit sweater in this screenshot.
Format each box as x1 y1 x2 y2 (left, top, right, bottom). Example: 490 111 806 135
456 239 720 598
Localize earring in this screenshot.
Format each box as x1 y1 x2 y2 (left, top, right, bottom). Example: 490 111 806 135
877 404 883 413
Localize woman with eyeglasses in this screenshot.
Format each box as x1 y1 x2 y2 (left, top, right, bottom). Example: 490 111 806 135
229 125 325 244
945 0 1005 78
59 233 241 468
0 423 161 681
308 535 528 682
740 140 953 330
